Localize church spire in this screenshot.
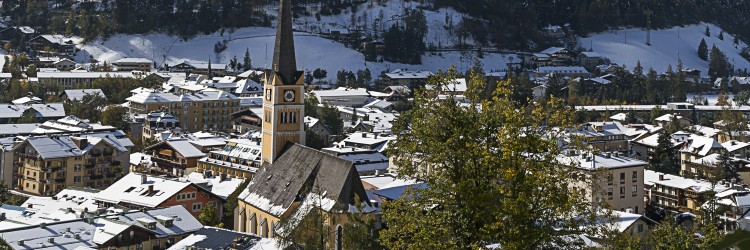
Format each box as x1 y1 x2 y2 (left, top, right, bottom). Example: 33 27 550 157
272 0 298 85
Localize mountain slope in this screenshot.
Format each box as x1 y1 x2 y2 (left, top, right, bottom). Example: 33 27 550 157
578 23 750 77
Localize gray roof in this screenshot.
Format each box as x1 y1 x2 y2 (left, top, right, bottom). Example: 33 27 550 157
165 139 206 158
63 89 106 101
0 104 69 119
239 143 369 216
20 136 82 159
126 91 239 104
174 227 261 250
0 206 201 250
30 103 66 118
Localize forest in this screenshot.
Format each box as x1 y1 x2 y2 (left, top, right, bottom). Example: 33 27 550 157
4 0 750 51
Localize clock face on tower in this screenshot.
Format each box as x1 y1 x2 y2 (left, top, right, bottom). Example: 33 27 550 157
265 89 272 101
284 90 295 102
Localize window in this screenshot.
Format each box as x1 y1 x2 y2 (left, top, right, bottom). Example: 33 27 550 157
632 171 637 182
635 206 639 214
608 174 613 185
632 185 638 196
620 172 625 184
637 224 643 233
608 188 613 199
192 203 203 212
620 187 625 198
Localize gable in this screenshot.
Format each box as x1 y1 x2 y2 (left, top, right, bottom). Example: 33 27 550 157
239 143 369 217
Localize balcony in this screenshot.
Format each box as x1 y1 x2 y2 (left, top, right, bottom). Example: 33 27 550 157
84 164 95 169
55 178 65 183
151 157 187 169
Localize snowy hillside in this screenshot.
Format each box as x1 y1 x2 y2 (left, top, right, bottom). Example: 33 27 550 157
579 23 750 77
286 1 470 48
76 27 514 81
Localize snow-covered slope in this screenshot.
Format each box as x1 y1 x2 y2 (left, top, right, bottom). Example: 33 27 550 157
287 1 469 48
578 23 750 77
76 27 513 81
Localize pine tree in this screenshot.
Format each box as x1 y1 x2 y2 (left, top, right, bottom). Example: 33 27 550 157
718 31 724 40
242 48 251 71
705 26 711 37
650 129 679 175
698 39 708 61
709 45 733 80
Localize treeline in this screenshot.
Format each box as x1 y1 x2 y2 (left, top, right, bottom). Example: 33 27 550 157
433 0 750 50
2 0 272 41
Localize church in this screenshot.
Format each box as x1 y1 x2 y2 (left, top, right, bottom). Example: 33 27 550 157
234 0 375 247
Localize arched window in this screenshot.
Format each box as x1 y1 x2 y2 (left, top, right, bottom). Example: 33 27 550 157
261 218 269 238
250 213 258 235
239 209 246 232
335 225 343 250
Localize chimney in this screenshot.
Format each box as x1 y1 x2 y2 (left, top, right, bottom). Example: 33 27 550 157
0 212 6 221
220 173 227 182
141 174 148 184
27 204 33 208
659 174 664 181
362 133 368 138
148 185 154 193
47 237 54 243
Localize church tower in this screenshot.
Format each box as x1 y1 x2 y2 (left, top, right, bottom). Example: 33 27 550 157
261 0 305 164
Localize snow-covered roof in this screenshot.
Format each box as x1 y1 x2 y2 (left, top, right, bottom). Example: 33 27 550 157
537 66 589 74
723 140 750 153
383 69 433 79
182 172 245 199
167 227 272 250
126 90 239 104
580 51 601 58
36 71 139 79
558 152 647 171
64 89 106 101
164 139 206 158
12 96 42 104
645 170 728 193
311 87 370 98
114 57 152 64
681 135 722 156
609 113 627 121
94 173 193 208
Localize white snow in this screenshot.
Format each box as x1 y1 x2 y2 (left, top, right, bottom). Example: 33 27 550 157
77 27 513 82
579 23 750 77
287 1 470 48
167 235 207 250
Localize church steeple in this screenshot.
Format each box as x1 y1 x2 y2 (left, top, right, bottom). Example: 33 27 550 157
261 0 305 165
272 0 298 85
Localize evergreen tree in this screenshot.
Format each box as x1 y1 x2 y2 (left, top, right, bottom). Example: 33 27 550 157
705 26 711 37
243 48 252 71
305 129 325 150
718 149 740 183
718 31 724 40
101 105 128 130
319 104 343 135
709 45 733 80
650 129 679 175
698 39 708 61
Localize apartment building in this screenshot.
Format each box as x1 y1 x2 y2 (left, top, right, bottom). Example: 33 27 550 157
562 151 647 214
126 90 241 132
14 134 131 196
644 170 729 214
571 121 629 153
196 139 261 179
